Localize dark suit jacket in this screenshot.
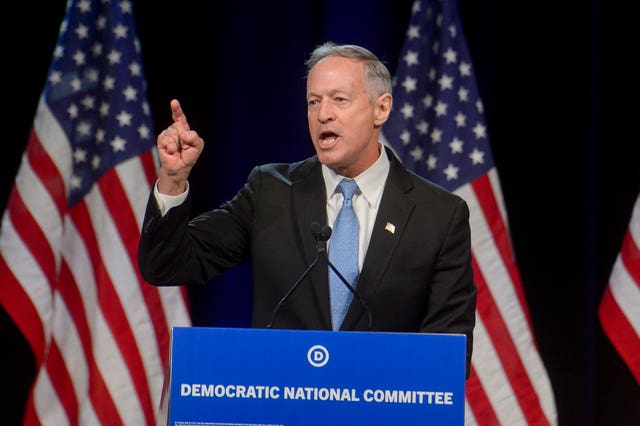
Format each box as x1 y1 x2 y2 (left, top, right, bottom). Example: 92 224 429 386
138 146 476 375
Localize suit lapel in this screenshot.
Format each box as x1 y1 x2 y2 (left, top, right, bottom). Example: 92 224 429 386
290 157 332 328
343 148 416 329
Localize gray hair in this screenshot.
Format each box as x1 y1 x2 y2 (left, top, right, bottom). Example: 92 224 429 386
305 41 392 102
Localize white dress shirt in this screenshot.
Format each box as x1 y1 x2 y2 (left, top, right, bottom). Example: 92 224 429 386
321 143 390 271
154 142 391 272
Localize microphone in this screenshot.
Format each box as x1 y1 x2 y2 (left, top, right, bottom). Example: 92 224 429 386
266 222 373 330
266 222 330 328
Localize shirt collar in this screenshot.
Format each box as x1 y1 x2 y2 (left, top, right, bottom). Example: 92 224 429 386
321 142 390 208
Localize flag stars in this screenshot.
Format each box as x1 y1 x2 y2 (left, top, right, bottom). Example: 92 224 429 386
455 112 466 127
448 24 457 39
404 50 419 66
449 138 464 154
428 67 437 81
416 120 429 135
91 42 104 57
72 50 86 66
116 110 133 126
472 122 487 139
70 174 82 190
443 48 457 64
476 100 484 113
103 76 116 91
138 124 151 140
75 23 90 39
400 129 411 145
410 145 424 161
431 128 443 144
129 61 142 77
422 94 433 108
71 76 82 92
458 87 469 102
119 0 133 14
407 25 420 39
443 163 459 180
91 155 101 170
67 103 79 119
411 1 421 14
400 103 415 119
434 101 448 117
96 128 105 143
76 121 91 136
469 148 485 165
86 68 99 83
437 73 454 91
76 0 91 13
107 49 122 65
426 154 437 170
96 15 107 30
81 95 96 110
49 71 62 85
100 102 110 117
74 148 88 163
113 24 129 39
123 85 138 101
459 61 471 77
54 45 64 59
402 76 418 93
111 136 127 152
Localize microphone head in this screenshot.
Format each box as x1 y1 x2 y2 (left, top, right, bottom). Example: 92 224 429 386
320 225 332 241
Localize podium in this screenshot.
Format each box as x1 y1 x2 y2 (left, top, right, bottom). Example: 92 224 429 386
159 327 466 425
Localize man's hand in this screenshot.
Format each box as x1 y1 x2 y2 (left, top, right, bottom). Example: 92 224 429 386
156 99 204 195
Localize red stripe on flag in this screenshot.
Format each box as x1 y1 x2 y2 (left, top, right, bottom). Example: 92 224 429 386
46 341 79 425
27 130 66 216
0 259 46 361
621 229 640 284
140 149 160 188
472 256 550 425
99 169 170 366
599 286 640 384
465 365 500 425
7 190 57 285
70 200 156 426
471 175 535 332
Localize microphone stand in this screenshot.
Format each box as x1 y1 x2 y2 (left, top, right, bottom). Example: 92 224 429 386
325 258 373 331
266 223 373 330
265 223 329 329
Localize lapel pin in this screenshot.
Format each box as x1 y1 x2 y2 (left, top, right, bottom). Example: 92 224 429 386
385 222 396 234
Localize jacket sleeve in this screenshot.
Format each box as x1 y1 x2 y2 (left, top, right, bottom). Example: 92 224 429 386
419 197 477 378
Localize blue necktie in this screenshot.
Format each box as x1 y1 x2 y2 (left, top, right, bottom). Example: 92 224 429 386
329 178 359 330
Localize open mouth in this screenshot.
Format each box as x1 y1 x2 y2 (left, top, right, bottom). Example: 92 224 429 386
319 131 339 146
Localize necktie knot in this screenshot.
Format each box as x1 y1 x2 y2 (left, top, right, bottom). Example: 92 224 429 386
338 179 358 201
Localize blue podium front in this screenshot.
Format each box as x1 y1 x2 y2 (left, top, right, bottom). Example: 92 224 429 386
160 327 465 425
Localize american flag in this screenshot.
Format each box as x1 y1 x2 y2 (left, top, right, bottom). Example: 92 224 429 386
599 193 640 385
0 0 190 424
381 1 558 424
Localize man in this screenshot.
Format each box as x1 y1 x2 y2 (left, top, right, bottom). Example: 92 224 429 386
138 42 476 376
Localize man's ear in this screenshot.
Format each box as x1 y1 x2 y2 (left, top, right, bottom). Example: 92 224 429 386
374 93 393 127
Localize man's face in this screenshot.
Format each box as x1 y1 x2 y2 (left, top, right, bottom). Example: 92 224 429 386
306 56 389 178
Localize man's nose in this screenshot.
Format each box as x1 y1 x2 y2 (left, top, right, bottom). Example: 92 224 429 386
318 100 335 123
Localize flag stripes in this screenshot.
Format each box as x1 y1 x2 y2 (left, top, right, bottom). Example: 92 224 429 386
0 1 191 424
599 194 640 384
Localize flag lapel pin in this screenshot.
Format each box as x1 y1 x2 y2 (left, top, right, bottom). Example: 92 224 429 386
385 222 396 234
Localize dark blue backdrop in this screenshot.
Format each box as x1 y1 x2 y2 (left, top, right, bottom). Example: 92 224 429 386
3 1 639 425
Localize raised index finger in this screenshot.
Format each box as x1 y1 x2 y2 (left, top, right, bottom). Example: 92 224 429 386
170 99 189 129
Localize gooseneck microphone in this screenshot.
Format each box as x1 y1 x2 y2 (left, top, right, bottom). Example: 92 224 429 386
266 222 373 330
266 222 330 328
